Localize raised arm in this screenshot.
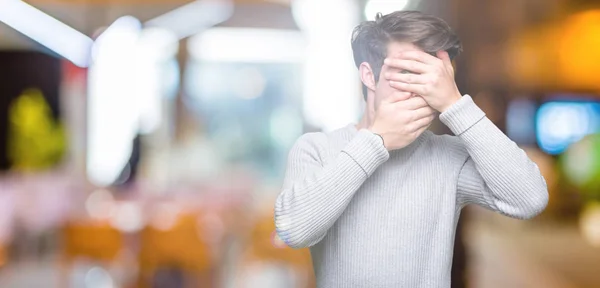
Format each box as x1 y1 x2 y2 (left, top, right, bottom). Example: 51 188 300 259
440 95 549 219
275 130 389 248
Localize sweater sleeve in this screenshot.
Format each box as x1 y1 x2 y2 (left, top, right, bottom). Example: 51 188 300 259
275 129 389 248
440 95 549 219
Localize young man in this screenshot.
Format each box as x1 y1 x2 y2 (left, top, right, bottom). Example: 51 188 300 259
275 11 548 288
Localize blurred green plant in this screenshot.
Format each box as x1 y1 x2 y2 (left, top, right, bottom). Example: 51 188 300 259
7 88 66 171
560 133 600 201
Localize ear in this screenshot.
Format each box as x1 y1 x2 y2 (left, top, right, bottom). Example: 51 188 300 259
359 62 377 92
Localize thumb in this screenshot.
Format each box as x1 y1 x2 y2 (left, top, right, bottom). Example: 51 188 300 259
437 50 454 71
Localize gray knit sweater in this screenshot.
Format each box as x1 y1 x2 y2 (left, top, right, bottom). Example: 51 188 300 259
274 95 548 288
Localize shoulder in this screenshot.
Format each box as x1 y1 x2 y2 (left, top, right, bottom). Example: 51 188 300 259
425 132 470 161
294 125 353 149
290 125 352 161
287 132 329 164
293 132 328 151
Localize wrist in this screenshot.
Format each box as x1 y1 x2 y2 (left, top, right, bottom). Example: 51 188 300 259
440 92 462 113
367 126 387 150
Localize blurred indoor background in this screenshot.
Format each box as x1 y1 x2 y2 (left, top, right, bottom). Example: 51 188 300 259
0 0 600 287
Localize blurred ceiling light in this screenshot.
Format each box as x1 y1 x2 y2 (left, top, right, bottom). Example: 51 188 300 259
364 0 411 21
137 27 179 61
87 16 142 187
292 0 361 131
92 16 142 61
89 17 175 187
0 0 93 67
145 0 234 40
188 27 305 63
133 28 178 135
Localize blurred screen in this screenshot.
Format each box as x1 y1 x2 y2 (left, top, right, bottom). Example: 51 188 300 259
536 97 600 155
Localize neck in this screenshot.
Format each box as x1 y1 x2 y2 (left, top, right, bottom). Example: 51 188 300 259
356 110 372 130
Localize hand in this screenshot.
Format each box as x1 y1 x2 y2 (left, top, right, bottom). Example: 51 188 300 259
368 94 436 151
383 50 462 112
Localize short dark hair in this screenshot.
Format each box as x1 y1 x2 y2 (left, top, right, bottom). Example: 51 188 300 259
351 11 462 98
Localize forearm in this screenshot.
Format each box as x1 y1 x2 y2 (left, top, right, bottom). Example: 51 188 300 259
275 130 388 248
441 96 548 218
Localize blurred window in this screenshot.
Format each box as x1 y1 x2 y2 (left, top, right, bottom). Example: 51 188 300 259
185 28 305 179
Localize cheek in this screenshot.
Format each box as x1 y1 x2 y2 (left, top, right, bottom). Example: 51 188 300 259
375 79 394 96
373 83 389 107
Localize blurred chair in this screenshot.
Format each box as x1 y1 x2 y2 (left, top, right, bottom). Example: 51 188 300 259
0 243 6 268
60 220 124 287
237 213 315 288
62 221 123 262
137 212 215 288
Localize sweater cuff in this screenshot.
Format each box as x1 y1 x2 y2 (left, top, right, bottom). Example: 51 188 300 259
342 129 389 177
439 95 486 135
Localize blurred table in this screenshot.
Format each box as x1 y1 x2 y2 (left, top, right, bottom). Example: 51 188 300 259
466 207 600 288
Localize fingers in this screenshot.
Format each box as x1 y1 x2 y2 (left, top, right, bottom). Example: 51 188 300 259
383 59 429 74
384 92 413 103
410 114 435 132
394 51 441 65
396 96 429 110
384 72 428 84
389 81 428 96
437 50 454 71
410 106 436 120
413 120 432 135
